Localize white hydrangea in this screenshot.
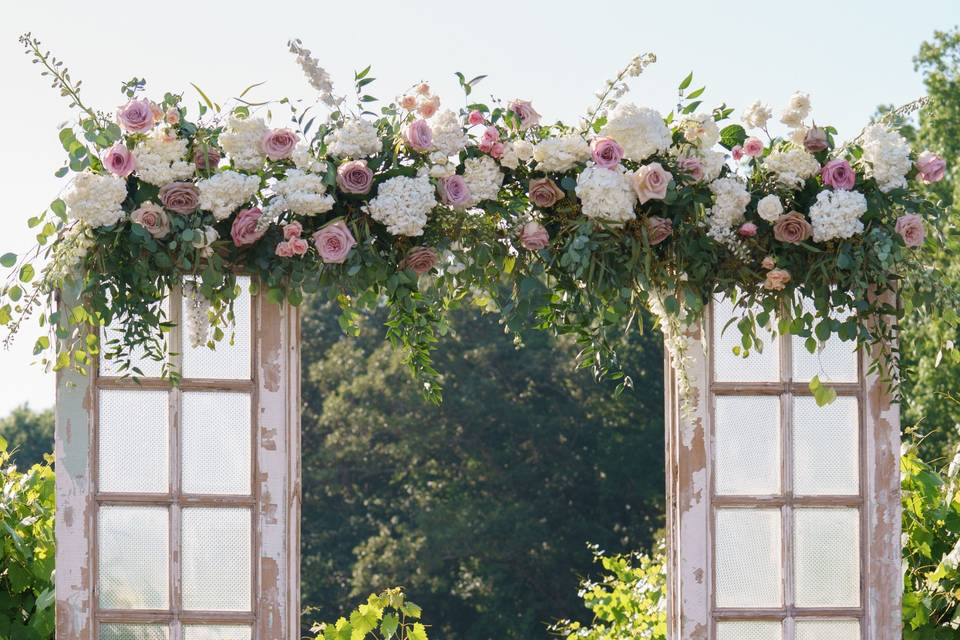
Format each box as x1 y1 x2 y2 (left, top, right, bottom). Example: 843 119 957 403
700 149 727 182
429 110 468 158
513 140 534 162
134 134 194 186
197 170 262 220
327 118 382 159
575 164 637 225
808 189 866 242
463 156 504 203
780 91 811 128
600 103 671 161
364 175 437 236
742 101 773 130
707 177 750 229
270 169 335 216
757 194 784 222
532 134 590 172
63 172 127 228
219 116 268 171
860 124 912 192
681 113 720 148
763 149 821 188
291 144 327 173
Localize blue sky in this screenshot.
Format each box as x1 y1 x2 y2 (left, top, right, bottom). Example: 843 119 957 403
1 0 957 414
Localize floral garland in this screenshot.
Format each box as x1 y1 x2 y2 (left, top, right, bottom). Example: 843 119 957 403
1 34 954 403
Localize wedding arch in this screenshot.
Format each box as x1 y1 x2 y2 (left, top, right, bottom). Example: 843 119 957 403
4 34 954 640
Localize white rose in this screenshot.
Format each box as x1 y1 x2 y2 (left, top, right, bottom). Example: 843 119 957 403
757 194 784 222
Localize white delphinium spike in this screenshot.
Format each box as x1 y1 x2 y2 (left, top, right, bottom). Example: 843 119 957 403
182 280 211 348
287 39 344 108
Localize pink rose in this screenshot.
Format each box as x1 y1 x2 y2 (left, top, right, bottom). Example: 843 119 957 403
482 126 500 144
489 142 505 159
439 175 472 208
260 128 299 161
895 213 925 248
417 95 440 118
400 95 417 110
916 151 946 184
404 119 433 152
646 216 673 245
289 237 309 256
417 83 431 95
337 160 374 194
468 110 485 126
731 145 744 162
275 241 295 258
131 202 170 238
631 162 672 204
764 268 792 291
804 126 829 152
158 181 200 214
193 145 221 171
283 222 303 240
738 222 758 238
743 137 764 157
772 212 813 244
591 137 624 169
230 207 267 247
117 99 157 133
312 220 356 264
508 99 541 130
528 178 565 208
103 143 136 178
401 246 439 275
821 159 856 190
678 156 703 181
761 256 776 270
519 221 550 250
165 108 180 125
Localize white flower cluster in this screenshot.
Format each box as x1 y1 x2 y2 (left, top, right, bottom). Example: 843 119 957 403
575 165 637 225
499 140 534 170
429 110 468 158
860 124 912 192
681 113 720 148
182 280 211 348
707 177 750 230
600 103 671 161
48 222 96 282
364 175 437 236
288 39 343 108
269 169 335 217
463 156 504 204
808 189 866 242
583 53 658 126
64 172 127 228
532 135 590 172
742 101 772 130
327 118 382 159
757 194 784 222
134 134 194 186
780 92 811 128
700 149 727 182
763 149 820 188
292 144 327 173
197 170 261 220
220 117 268 172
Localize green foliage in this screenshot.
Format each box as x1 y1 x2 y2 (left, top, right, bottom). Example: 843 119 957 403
0 405 54 469
0 439 55 640
309 588 428 640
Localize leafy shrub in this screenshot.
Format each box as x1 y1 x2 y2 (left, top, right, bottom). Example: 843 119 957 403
0 438 55 640
310 588 429 640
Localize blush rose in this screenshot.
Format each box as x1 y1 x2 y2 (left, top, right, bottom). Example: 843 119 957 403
312 220 356 264
230 207 267 247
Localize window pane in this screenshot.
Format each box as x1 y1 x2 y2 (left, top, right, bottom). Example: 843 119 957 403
715 508 782 608
716 621 782 640
713 296 780 383
791 298 858 383
98 506 169 609
100 299 169 378
182 507 251 611
181 276 251 380
793 396 859 495
714 396 780 495
98 389 168 493
182 391 251 495
183 626 252 640
794 508 860 608
100 624 169 640
795 619 860 640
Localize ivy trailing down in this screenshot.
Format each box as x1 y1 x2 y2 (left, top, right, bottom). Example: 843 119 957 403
2 34 955 402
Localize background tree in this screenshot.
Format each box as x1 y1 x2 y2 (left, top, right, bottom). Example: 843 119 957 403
0 405 53 469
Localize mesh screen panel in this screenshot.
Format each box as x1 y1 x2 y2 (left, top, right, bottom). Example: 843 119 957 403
98 389 168 494
714 396 781 495
713 295 780 382
791 298 858 383
181 507 252 611
794 619 860 640
181 391 251 495
100 298 169 379
716 621 782 640
99 624 170 640
182 626 253 640
181 277 251 380
794 508 860 608
715 508 783 608
793 396 859 496
98 506 169 609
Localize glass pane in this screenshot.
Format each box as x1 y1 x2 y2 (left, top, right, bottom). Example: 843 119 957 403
181 276 251 380
98 506 169 609
98 389 169 493
714 396 780 495
793 396 859 495
794 508 860 608
182 507 251 611
100 299 169 378
795 619 860 640
716 621 782 640
100 624 169 640
715 508 782 608
713 296 780 382
183 626 253 640
791 298 858 383
182 391 251 495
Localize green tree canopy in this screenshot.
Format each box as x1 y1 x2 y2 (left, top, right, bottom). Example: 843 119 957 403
0 405 53 469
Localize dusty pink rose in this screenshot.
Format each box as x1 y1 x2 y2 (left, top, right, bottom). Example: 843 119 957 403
418 95 440 118
131 202 170 238
678 156 704 181
895 213 925 248
117 99 156 133
821 159 856 190
417 83 431 95
528 178 565 208
772 212 813 244
761 256 776 270
591 137 624 169
916 151 946 184
158 182 200 214
804 126 829 152
743 137 764 157
165 108 180 125
764 268 792 291
519 221 550 250
312 220 356 264
468 110 485 126
283 222 303 240
275 241 295 258
401 246 439 275
731 145 744 161
230 207 267 247
103 143 136 177
193 145 221 171
439 175 472 208
400 95 417 110
260 128 299 161
289 237 309 256
646 216 673 245
739 222 758 237
404 119 433 152
631 162 672 204
508 99 541 130
337 160 374 194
